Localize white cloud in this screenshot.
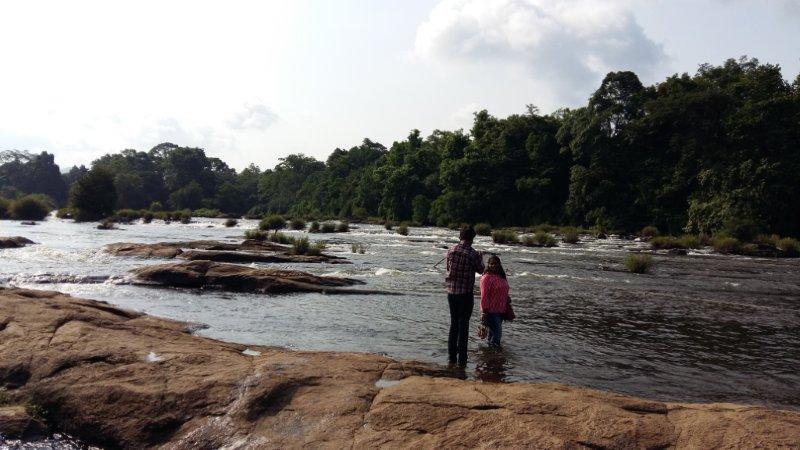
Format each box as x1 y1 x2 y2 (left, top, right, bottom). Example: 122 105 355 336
227 103 279 130
414 0 666 104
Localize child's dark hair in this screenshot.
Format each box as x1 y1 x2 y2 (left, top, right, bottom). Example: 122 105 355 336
488 254 507 279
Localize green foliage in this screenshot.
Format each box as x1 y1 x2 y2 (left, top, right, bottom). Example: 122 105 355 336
474 223 492 236
9 195 51 220
533 223 557 234
561 227 580 244
309 221 320 233
168 181 204 211
244 229 269 241
712 236 741 254
269 231 295 245
640 226 659 239
491 229 518 244
336 221 350 232
149 201 164 211
193 208 220 218
0 151 67 206
396 224 409 236
0 197 12 219
224 218 238 227
179 210 192 224
3 58 798 236
321 222 336 233
115 209 142 222
55 207 73 219
534 232 557 247
290 218 306 230
777 238 800 257
384 220 395 230
306 241 326 256
142 211 154 223
97 219 116 230
624 254 653 274
292 237 310 254
259 215 286 231
651 235 702 250
70 167 117 222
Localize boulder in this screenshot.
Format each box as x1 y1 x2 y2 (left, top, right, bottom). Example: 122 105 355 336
0 288 797 449
0 406 46 438
130 260 368 294
0 236 35 248
106 240 347 264
178 249 349 265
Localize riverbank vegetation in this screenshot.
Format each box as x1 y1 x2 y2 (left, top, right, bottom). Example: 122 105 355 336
1 58 798 242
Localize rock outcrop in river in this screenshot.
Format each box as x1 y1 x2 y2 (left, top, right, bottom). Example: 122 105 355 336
1 287 798 449
130 260 373 294
106 240 349 264
0 236 34 248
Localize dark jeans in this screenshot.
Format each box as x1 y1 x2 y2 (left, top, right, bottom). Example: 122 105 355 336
447 293 474 365
484 312 503 347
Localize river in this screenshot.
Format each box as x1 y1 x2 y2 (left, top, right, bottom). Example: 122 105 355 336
1 217 798 412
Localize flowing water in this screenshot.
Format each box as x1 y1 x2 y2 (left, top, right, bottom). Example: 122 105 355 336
1 217 799 414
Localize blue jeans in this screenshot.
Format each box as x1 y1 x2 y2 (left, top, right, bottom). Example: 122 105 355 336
484 312 503 347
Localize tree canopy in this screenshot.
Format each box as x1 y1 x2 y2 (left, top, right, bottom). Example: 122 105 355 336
1 57 798 235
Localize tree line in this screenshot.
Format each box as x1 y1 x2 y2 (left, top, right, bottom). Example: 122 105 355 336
1 57 798 236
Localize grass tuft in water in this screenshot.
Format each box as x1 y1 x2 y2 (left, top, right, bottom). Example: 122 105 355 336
624 253 653 274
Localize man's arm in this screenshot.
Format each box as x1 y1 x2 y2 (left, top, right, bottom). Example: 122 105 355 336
474 250 485 274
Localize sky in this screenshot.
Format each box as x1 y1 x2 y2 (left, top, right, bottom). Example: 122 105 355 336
0 0 798 171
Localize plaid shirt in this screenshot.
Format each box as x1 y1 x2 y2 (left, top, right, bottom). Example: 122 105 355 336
445 243 484 294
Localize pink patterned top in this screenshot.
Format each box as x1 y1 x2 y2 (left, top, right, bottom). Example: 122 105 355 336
480 272 509 314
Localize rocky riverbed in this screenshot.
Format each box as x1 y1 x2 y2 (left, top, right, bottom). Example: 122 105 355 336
1 287 798 448
1 218 799 414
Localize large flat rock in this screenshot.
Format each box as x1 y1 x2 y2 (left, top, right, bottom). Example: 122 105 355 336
105 240 348 264
130 260 369 294
0 288 797 449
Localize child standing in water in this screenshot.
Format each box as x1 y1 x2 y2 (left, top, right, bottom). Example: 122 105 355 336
480 255 509 348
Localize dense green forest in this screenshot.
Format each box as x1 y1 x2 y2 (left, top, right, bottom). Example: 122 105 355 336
1 58 798 236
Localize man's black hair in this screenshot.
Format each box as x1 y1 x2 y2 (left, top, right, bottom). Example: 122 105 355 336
460 226 476 242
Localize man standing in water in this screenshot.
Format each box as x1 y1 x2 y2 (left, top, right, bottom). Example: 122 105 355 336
445 226 484 367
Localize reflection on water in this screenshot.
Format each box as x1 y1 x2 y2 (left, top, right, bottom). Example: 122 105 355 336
474 347 510 383
1 217 799 411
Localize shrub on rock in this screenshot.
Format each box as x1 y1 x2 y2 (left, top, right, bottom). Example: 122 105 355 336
259 215 286 231
9 195 51 221
624 253 653 274
474 223 492 236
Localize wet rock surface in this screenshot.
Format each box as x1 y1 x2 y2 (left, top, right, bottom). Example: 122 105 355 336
105 240 348 264
130 260 376 294
0 236 35 248
0 287 798 449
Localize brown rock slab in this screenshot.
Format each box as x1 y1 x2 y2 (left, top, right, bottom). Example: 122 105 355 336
0 236 35 248
130 260 370 294
0 288 797 449
105 240 347 264
0 405 46 438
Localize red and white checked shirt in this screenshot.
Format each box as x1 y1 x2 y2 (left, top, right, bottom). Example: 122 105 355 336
445 243 484 294
480 272 509 313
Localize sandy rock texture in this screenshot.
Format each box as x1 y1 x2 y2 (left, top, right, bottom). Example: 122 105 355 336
0 236 35 248
0 288 797 449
